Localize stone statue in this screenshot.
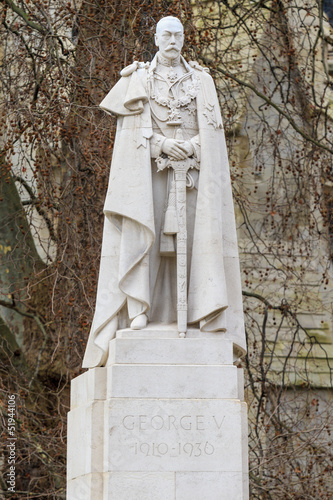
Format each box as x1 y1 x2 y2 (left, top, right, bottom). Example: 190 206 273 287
83 16 246 368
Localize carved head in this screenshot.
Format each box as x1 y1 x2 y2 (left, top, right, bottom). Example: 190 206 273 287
155 17 184 61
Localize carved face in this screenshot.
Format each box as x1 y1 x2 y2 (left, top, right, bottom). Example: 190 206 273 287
155 19 184 61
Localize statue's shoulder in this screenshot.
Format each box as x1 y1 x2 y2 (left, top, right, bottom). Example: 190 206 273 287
188 61 210 73
120 61 150 77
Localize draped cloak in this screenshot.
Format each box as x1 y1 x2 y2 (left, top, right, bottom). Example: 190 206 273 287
82 58 246 368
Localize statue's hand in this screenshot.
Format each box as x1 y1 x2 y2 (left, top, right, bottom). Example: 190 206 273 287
180 141 194 157
162 139 191 160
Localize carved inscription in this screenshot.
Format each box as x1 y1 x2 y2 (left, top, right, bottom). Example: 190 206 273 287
122 414 225 432
118 413 225 460
131 441 215 457
106 400 242 472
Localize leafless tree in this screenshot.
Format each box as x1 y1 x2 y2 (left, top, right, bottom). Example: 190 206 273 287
0 0 332 498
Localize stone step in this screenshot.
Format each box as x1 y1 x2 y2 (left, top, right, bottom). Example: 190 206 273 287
108 338 233 366
106 364 239 399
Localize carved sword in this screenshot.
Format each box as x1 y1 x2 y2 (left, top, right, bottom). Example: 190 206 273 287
156 136 197 338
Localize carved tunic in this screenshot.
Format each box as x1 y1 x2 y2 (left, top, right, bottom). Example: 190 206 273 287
146 59 200 323
148 58 200 158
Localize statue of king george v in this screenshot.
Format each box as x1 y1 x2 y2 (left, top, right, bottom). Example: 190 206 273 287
83 16 246 368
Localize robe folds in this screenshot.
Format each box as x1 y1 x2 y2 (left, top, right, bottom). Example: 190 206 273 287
82 58 246 368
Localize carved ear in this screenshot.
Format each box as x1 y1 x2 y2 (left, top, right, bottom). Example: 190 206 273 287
154 34 159 47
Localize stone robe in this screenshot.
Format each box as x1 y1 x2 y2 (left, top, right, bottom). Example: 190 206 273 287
82 55 246 368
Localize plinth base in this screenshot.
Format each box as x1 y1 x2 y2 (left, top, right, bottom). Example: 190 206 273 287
67 328 249 499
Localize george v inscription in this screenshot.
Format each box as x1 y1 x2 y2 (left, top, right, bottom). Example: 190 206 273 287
105 399 244 472
122 414 225 432
121 413 225 460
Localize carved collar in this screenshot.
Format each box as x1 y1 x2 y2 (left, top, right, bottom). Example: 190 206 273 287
157 53 181 67
149 53 192 74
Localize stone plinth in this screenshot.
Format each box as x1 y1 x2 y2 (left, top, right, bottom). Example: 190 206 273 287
67 327 249 499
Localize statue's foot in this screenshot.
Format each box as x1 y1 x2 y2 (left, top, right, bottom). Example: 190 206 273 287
130 313 148 330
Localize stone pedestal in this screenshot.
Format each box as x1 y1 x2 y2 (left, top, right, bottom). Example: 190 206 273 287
67 326 249 499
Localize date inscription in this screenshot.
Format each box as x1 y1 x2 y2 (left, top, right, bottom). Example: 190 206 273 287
131 441 215 458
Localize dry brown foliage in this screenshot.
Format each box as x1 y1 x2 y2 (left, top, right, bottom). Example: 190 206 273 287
0 0 332 498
